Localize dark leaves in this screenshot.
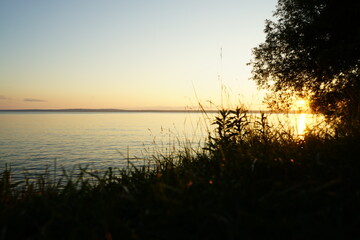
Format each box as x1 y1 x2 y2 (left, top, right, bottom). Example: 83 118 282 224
249 0 360 122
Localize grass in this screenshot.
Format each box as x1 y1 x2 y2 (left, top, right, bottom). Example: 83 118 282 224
1 108 360 239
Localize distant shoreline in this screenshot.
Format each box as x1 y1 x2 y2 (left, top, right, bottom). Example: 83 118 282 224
0 109 309 114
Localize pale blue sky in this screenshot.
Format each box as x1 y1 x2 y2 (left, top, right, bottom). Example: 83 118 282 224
0 0 277 110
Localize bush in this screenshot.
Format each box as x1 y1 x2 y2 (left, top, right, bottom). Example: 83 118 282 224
1 109 359 239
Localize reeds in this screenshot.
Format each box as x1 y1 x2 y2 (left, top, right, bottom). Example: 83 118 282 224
1 109 359 239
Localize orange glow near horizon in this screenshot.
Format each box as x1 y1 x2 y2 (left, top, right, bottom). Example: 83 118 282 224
294 98 310 112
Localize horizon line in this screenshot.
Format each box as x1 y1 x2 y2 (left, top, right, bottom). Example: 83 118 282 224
0 108 310 114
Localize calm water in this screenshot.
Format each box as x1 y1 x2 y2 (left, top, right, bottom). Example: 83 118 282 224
0 112 209 176
0 111 317 177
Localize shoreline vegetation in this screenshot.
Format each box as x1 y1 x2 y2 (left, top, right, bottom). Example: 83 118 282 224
1 108 359 239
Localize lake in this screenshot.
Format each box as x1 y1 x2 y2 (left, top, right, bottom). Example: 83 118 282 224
0 111 318 178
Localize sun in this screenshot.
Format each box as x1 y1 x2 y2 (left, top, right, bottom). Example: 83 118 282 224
297 99 307 107
294 98 310 112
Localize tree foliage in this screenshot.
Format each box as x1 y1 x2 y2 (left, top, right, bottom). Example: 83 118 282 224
250 0 360 121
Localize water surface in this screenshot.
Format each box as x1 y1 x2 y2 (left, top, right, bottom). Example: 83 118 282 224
0 111 319 177
0 112 208 175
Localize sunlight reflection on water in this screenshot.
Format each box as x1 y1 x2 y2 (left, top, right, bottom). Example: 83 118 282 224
267 112 322 139
0 111 323 178
297 113 307 139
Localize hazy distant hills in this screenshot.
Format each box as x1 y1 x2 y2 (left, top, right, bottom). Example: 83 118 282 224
0 109 308 114
0 108 215 113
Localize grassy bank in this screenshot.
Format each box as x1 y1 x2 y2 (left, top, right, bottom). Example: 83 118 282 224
1 109 360 239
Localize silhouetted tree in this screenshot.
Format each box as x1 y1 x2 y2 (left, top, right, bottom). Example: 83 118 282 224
250 0 360 123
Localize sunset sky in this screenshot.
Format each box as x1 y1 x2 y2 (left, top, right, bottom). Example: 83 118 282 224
0 0 277 110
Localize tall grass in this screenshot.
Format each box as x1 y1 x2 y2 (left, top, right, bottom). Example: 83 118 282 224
1 109 359 239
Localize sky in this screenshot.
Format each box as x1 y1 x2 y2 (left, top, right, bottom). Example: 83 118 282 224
0 0 277 110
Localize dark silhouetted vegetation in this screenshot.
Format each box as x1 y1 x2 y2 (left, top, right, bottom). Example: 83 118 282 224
1 109 359 239
249 0 360 124
2 0 360 238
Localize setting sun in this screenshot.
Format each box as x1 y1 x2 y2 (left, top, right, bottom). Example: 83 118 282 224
1 0 357 238
294 98 310 112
